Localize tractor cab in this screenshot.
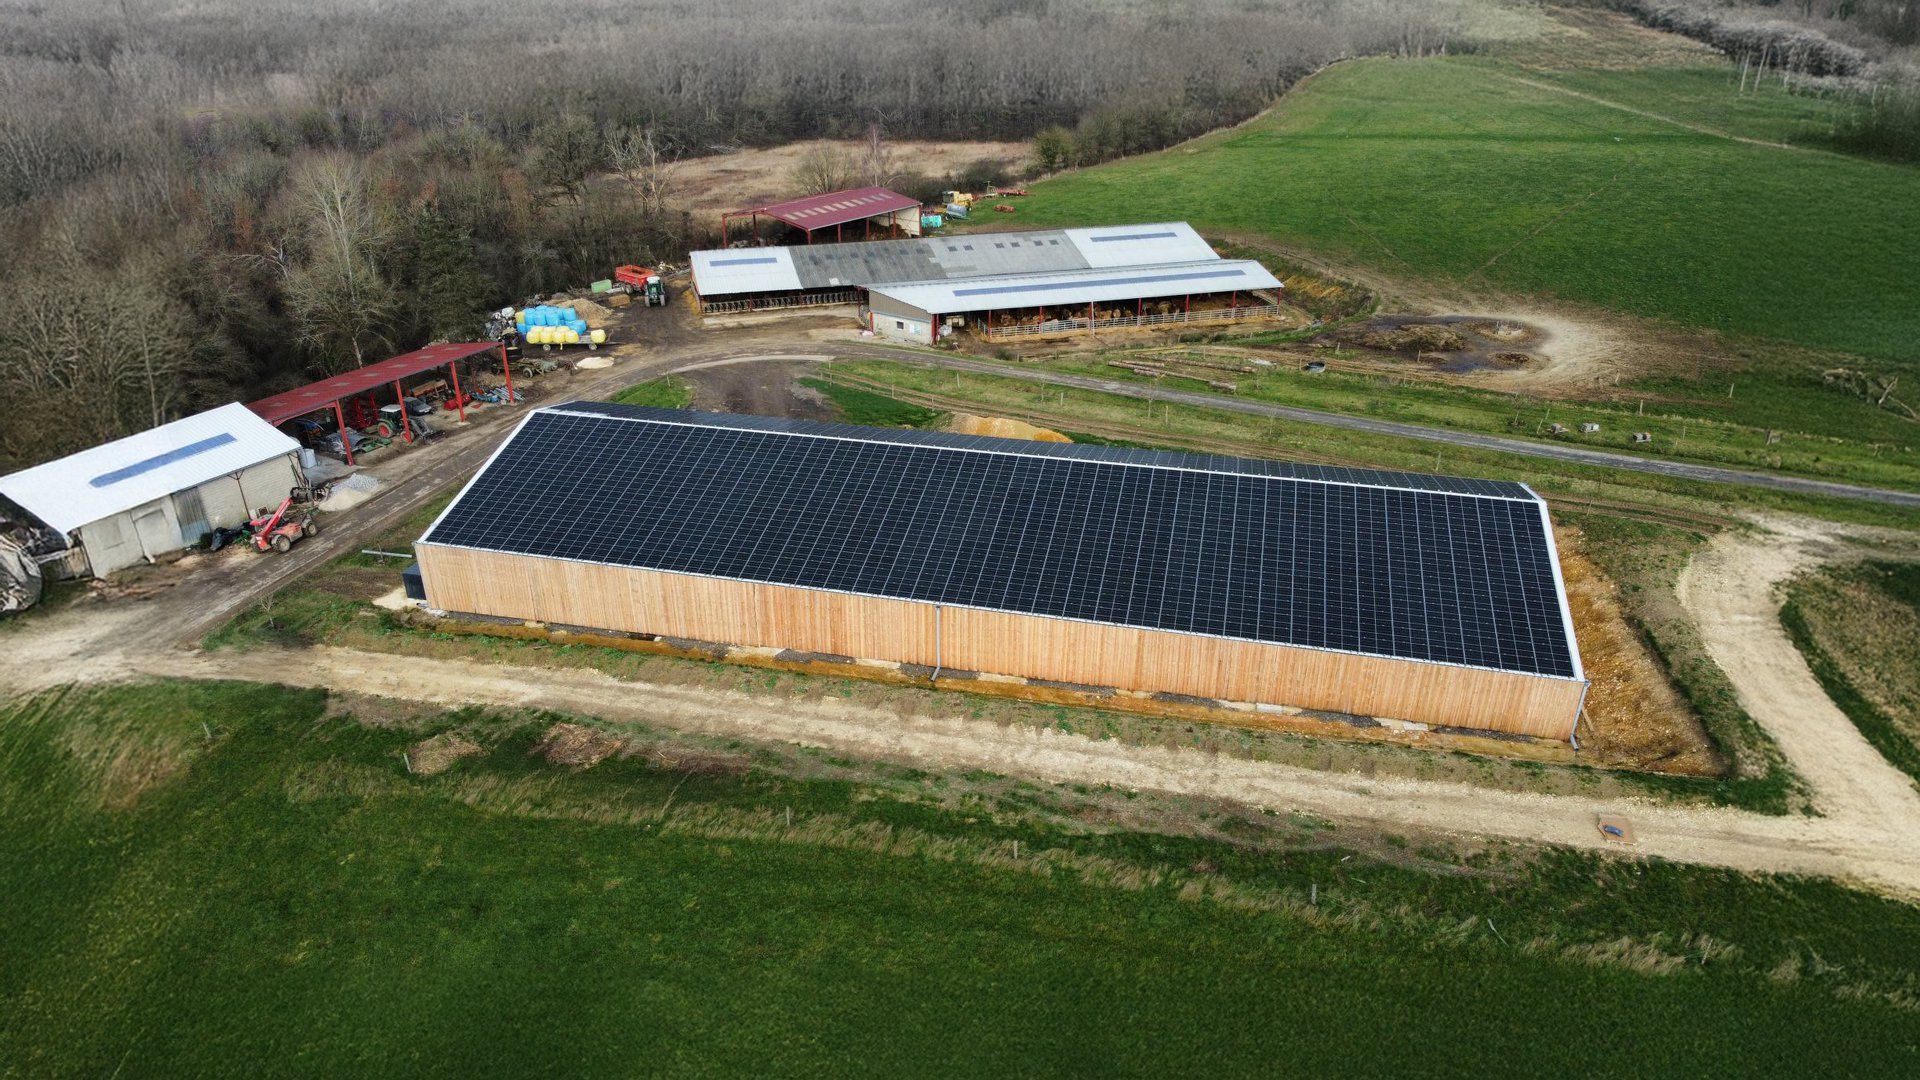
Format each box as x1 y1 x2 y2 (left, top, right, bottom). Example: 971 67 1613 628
377 404 433 441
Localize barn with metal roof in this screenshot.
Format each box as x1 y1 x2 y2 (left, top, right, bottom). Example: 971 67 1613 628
690 222 1221 313
0 403 303 577
867 259 1284 343
415 403 1587 739
720 186 923 247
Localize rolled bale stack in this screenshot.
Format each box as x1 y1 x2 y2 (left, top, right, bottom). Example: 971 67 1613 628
515 304 607 346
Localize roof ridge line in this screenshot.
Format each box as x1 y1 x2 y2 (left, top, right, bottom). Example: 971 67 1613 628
536 405 1538 503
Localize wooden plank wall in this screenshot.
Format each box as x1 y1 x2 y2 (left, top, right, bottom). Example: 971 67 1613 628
418 544 1583 739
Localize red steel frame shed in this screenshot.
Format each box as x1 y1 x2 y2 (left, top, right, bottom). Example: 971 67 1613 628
720 187 918 246
247 341 511 466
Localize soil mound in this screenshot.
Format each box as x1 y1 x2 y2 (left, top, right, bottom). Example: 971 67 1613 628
947 413 1071 442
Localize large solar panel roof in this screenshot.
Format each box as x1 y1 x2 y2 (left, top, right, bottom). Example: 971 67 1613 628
424 405 1582 680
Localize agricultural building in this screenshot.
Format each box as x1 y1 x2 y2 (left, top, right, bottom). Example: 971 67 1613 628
248 341 509 466
720 186 923 247
866 259 1283 344
416 404 1587 739
689 221 1225 315
0 403 303 577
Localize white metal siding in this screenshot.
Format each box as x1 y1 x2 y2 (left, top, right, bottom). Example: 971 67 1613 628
0 403 300 534
236 456 300 519
690 248 803 296
868 260 1282 317
79 512 146 576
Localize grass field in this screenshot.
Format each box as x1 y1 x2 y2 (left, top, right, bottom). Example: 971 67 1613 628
822 360 1920 531
1015 58 1920 365
1005 54 1920 476
5 680 1920 1074
1015 347 1920 492
1781 562 1920 787
608 376 693 409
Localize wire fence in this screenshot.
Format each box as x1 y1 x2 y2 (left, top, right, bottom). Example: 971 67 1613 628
985 303 1281 339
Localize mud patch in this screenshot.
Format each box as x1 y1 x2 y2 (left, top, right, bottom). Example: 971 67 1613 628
1322 315 1544 373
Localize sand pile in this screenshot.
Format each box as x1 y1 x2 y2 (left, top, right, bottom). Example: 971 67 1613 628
947 413 1071 443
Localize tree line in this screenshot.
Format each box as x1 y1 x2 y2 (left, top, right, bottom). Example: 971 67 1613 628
0 0 1465 470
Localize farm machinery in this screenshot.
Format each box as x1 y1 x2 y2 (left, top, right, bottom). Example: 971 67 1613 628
205 485 329 554
615 265 667 306
249 495 319 554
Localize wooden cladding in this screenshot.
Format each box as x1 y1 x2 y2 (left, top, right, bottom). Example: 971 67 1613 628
418 544 1584 739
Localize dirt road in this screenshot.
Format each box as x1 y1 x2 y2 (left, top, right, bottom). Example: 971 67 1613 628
1678 518 1920 830
892 355 1920 510
140 605 1920 896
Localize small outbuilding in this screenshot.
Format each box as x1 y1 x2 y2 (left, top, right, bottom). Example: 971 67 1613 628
0 403 304 577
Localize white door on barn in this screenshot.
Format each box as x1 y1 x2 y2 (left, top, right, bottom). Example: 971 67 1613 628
131 504 178 561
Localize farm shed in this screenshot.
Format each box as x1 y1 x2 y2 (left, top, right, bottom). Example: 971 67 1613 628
416 404 1587 739
0 403 303 578
720 186 922 247
248 341 508 466
689 222 1221 314
866 259 1284 343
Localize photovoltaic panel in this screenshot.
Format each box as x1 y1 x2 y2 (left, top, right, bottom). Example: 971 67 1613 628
423 405 1581 679
949 268 1251 298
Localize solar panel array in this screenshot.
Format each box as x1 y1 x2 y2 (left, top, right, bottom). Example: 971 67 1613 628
425 405 1579 679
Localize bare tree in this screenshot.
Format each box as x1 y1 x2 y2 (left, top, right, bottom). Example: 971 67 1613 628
608 125 679 220
860 123 898 189
791 143 856 195
279 155 395 372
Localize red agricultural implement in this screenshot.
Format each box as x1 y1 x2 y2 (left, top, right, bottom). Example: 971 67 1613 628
614 265 667 306
249 496 318 554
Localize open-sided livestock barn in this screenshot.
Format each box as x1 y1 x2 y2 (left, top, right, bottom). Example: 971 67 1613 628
866 259 1284 343
416 404 1587 739
689 222 1227 314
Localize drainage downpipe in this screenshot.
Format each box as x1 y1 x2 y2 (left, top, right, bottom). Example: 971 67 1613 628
929 604 943 685
1568 679 1591 750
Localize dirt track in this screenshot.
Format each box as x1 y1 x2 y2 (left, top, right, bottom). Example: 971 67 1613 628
1678 518 1920 832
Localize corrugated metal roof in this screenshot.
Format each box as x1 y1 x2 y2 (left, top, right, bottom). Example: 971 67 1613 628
690 248 803 296
869 260 1283 316
1063 222 1218 267
748 187 920 230
0 403 300 534
788 241 945 289
924 230 1087 278
689 222 1218 298
246 342 504 425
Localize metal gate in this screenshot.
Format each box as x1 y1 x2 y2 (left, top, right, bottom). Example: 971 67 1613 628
173 487 210 546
